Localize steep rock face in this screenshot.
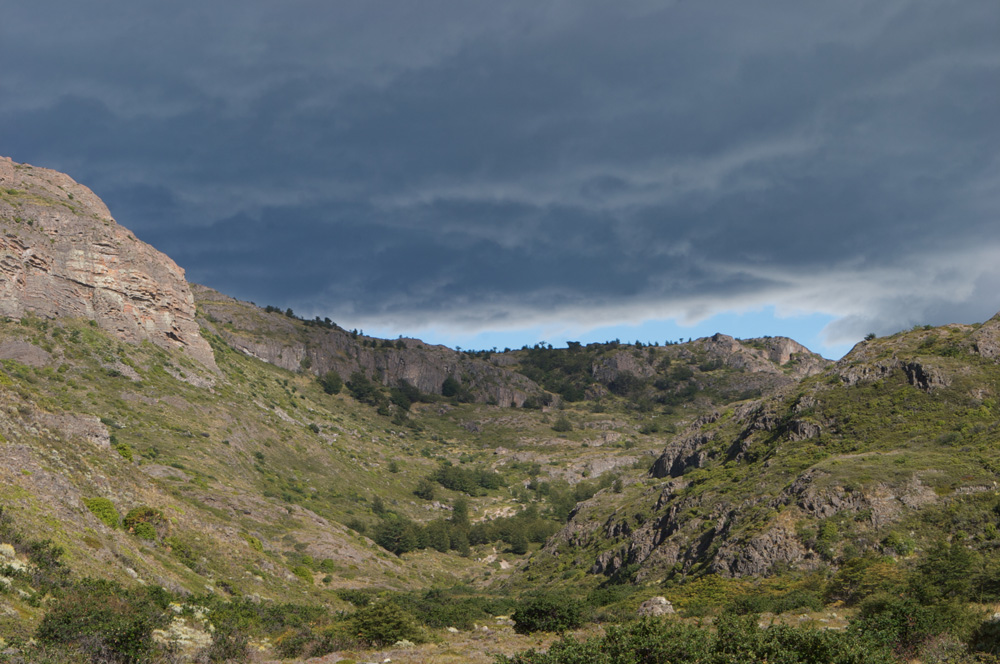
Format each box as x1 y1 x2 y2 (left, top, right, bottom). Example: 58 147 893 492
194 286 544 405
0 157 215 369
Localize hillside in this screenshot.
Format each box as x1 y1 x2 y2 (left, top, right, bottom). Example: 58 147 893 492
537 318 1000 587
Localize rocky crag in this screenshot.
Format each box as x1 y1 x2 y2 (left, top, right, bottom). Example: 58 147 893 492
0 157 215 369
194 285 547 406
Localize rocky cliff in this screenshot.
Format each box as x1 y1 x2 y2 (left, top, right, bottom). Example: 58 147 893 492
193 285 545 405
0 157 215 369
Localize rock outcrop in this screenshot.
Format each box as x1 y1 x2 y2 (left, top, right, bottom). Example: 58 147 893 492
637 597 675 616
0 157 215 369
969 314 1000 361
194 285 544 405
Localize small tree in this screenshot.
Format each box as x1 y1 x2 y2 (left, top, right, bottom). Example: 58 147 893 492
352 603 423 647
319 370 343 395
414 478 436 501
441 376 461 398
551 416 573 433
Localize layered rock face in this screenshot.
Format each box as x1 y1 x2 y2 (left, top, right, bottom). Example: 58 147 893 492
0 157 215 369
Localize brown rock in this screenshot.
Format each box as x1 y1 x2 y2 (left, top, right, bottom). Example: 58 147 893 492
0 157 215 369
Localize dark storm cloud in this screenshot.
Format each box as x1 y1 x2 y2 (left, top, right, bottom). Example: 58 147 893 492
2 0 998 343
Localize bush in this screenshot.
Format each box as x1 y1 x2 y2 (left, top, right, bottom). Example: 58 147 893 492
499 613 898 664
351 602 423 647
35 578 171 663
969 617 1000 655
319 370 343 395
83 497 120 529
113 441 134 462
512 594 583 634
291 565 314 583
21 538 70 591
346 371 384 406
442 376 461 398
551 416 573 433
373 514 421 555
390 589 518 631
413 478 436 501
850 594 982 659
728 589 824 615
122 506 165 540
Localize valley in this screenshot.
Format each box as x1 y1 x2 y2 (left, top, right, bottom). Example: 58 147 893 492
3 157 1000 663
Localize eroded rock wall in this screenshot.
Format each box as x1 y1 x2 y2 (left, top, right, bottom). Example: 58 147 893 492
0 157 215 369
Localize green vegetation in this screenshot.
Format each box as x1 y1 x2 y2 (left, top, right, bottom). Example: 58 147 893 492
36 579 172 663
318 369 342 394
8 271 1000 663
512 594 584 634
499 612 900 664
82 498 120 530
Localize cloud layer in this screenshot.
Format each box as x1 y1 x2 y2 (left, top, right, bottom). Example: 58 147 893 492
2 1 998 348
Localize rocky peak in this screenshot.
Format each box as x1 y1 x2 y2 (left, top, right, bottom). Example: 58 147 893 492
0 157 215 369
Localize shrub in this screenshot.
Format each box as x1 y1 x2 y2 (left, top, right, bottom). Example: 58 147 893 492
969 617 1000 655
113 441 134 462
413 478 436 501
512 594 583 634
123 506 165 540
499 613 897 664
850 594 981 659
202 628 250 663
442 376 461 397
291 566 314 583
347 371 383 406
551 416 573 433
319 370 343 395
83 497 120 529
36 578 171 663
373 514 421 555
351 602 423 647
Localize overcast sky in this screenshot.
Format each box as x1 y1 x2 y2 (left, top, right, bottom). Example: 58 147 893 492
3 1 998 358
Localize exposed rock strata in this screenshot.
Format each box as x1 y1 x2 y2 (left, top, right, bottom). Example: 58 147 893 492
0 157 215 369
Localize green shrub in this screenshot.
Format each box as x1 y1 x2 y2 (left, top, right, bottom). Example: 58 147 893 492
123 506 165 540
291 565 313 583
202 626 250 663
35 578 171 663
114 441 134 462
442 376 461 397
351 602 423 647
969 617 1000 655
244 535 264 552
498 613 897 664
551 416 573 433
512 594 583 634
413 478 436 501
850 594 981 659
728 589 824 616
318 370 343 395
389 588 518 631
83 497 120 529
